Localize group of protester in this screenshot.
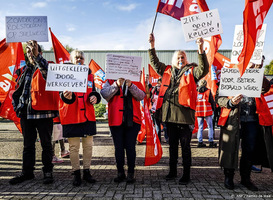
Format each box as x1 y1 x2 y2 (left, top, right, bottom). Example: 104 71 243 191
7 34 273 191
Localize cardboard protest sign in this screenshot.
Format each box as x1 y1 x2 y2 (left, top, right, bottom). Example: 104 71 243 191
46 64 89 93
5 16 48 43
219 67 265 97
231 24 267 65
180 9 223 42
105 54 142 82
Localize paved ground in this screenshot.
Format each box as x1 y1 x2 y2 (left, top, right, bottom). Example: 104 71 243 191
0 119 273 200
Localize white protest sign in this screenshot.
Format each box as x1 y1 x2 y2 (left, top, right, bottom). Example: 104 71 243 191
231 24 266 64
180 9 223 42
46 64 89 93
219 67 265 97
5 16 48 43
105 54 142 82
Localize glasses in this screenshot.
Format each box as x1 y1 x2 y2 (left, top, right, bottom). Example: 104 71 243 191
75 56 84 60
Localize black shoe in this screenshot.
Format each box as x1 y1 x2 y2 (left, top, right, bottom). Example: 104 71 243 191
9 173 34 185
241 179 258 191
126 173 136 184
165 172 177 180
209 142 217 148
197 142 206 148
43 172 54 184
224 176 234 190
83 169 96 183
114 173 126 183
179 174 190 185
72 170 82 186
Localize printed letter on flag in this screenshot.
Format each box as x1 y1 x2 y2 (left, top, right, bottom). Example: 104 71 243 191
89 59 106 89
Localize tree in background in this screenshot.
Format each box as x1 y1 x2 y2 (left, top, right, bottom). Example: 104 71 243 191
264 60 273 75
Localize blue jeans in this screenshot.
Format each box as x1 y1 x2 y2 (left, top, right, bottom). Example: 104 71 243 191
197 115 214 142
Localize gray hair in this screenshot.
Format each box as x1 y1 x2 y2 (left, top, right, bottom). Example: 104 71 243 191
171 50 187 68
70 50 85 64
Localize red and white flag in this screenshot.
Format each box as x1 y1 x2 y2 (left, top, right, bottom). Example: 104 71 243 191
49 27 70 64
148 64 161 87
237 0 273 76
0 39 25 132
88 59 106 89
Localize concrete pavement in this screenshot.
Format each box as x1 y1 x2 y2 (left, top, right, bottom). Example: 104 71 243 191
0 119 272 199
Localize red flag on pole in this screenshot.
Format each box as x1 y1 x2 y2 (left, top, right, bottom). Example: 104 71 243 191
49 27 70 64
139 68 163 166
237 0 273 76
88 59 106 89
148 64 161 87
0 39 25 132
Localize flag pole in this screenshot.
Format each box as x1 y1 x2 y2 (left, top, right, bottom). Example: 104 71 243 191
151 12 158 33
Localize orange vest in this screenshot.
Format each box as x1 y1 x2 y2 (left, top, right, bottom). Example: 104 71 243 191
195 89 213 117
31 69 59 111
59 74 96 125
218 96 273 126
107 80 143 126
156 66 197 110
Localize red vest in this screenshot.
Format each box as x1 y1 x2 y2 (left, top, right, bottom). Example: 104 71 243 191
195 89 213 117
218 96 273 127
156 66 197 110
31 69 59 111
107 80 143 126
59 74 96 125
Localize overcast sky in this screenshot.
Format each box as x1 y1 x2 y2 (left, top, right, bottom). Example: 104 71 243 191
0 0 272 65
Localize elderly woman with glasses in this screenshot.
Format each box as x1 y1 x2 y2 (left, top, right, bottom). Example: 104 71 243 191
59 50 101 186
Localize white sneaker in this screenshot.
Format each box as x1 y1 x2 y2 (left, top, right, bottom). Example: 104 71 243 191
60 150 70 158
52 156 63 163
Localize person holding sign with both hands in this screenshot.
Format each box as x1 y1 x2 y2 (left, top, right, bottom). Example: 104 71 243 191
59 50 101 186
216 61 272 191
101 77 145 183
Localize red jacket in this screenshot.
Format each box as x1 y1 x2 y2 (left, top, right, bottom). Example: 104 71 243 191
156 66 197 110
107 80 143 126
195 89 213 117
59 74 97 125
31 69 59 111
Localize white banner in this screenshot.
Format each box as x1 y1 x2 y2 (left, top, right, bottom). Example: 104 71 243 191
46 64 89 93
219 67 265 97
105 54 142 82
180 9 223 42
231 24 267 64
5 16 48 43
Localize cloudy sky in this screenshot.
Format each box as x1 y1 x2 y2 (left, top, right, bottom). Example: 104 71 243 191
0 0 272 65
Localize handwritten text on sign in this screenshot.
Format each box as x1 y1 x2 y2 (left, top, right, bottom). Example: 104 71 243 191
231 24 267 65
46 64 89 93
105 54 142 82
219 68 265 97
180 9 223 42
5 16 48 43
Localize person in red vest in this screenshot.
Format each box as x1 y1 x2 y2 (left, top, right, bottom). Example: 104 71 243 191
59 50 101 186
101 78 145 183
10 41 58 185
195 79 216 148
148 33 209 185
216 61 271 191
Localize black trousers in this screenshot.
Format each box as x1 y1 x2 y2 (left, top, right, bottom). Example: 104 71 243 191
167 122 192 169
240 121 259 178
20 117 54 174
110 122 140 174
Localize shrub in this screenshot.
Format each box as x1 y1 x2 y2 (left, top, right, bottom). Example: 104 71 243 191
94 103 106 118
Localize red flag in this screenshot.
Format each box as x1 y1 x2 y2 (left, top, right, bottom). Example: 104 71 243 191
139 68 163 166
237 0 273 76
88 59 106 89
0 39 25 132
148 64 161 87
49 27 70 64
